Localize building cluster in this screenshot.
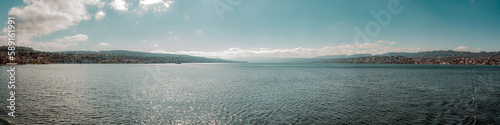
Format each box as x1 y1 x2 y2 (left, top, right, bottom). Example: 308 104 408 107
317 56 500 65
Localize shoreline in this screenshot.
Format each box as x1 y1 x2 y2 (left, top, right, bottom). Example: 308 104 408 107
1 62 499 66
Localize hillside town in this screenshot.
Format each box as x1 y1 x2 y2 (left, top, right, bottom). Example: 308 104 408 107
316 56 500 65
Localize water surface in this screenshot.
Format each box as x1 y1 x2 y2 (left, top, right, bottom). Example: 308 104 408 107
0 63 499 124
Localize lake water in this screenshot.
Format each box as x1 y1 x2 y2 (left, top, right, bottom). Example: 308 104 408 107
0 63 499 124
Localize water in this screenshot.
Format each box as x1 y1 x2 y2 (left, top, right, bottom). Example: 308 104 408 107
0 63 499 124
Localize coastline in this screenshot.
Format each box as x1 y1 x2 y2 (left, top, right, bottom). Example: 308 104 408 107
2 62 499 66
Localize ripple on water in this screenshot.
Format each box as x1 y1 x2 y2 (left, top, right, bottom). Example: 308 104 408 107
0 64 499 124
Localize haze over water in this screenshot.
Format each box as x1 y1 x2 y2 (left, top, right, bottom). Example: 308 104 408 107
1 63 499 124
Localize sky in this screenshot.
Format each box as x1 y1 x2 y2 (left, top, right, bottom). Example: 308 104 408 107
0 0 499 59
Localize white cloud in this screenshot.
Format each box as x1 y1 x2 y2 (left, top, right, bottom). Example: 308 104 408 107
60 34 89 42
164 1 173 8
476 48 483 51
110 0 129 11
34 34 89 50
138 0 174 13
454 46 469 51
0 35 8 46
98 42 111 47
142 39 147 42
197 29 203 33
169 31 174 34
95 10 106 20
359 43 380 49
140 0 164 5
377 40 396 45
5 0 99 46
2 27 7 34
136 21 140 24
82 0 103 6
377 40 389 43
151 42 427 59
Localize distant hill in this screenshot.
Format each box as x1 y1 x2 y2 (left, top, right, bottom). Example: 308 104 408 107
313 51 500 65
378 50 500 58
220 51 500 63
283 51 500 64
2 46 499 64
316 51 500 59
0 46 245 64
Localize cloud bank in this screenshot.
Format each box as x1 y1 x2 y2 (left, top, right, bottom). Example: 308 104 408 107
98 42 111 47
454 46 469 51
151 41 436 59
1 0 101 50
34 34 88 49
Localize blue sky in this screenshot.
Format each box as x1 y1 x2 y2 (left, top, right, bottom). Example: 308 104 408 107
1 0 499 59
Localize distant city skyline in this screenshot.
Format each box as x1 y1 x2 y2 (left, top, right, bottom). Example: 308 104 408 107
1 0 499 59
